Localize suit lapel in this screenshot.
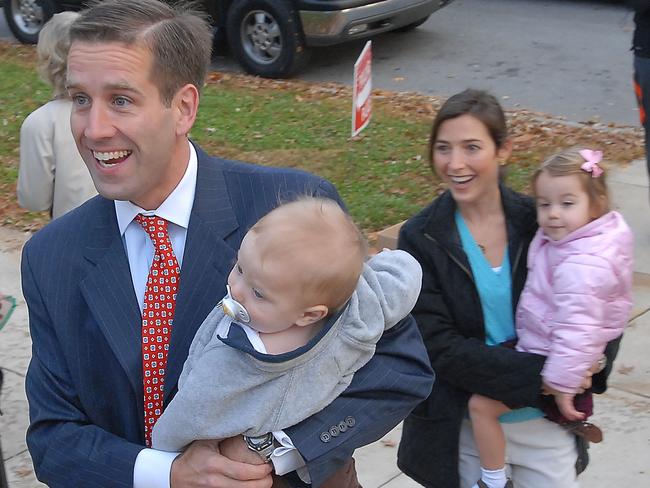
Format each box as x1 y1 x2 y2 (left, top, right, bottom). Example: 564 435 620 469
77 149 243 406
163 147 240 401
79 198 143 402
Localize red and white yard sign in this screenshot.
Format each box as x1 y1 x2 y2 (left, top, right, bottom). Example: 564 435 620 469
352 41 372 137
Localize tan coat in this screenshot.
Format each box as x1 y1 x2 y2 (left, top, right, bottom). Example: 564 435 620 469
18 98 96 219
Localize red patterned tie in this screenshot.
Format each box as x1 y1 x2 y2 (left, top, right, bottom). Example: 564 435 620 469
135 214 180 447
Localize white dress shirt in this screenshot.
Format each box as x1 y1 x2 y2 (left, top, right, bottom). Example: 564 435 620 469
120 142 304 488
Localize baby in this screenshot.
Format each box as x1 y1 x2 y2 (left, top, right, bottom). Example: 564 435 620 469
152 196 422 451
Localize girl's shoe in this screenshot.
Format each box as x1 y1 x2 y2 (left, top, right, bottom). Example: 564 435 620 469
476 479 513 488
565 421 603 443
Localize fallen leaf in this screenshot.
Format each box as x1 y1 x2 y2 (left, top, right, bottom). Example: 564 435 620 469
617 365 635 375
513 134 535 143
13 465 33 478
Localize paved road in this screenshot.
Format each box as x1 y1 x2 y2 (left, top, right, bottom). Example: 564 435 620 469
0 1 637 125
212 0 637 126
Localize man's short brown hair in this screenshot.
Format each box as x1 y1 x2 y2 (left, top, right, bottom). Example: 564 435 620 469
69 0 212 106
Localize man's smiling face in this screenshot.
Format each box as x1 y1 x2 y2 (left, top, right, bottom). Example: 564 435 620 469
67 40 189 210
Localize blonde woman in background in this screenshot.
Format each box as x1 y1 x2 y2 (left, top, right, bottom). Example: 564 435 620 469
18 11 96 219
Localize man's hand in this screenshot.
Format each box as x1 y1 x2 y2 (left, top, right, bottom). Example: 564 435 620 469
554 392 585 421
170 439 273 488
220 436 267 465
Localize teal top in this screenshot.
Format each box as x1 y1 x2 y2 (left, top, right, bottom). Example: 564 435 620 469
456 211 543 423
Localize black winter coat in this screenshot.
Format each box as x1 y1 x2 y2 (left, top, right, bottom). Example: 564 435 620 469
396 186 542 487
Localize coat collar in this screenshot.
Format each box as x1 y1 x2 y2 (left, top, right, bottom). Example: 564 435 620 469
420 184 537 272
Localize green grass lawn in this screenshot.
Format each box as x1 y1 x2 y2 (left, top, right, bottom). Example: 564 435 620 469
0 42 643 235
193 86 436 230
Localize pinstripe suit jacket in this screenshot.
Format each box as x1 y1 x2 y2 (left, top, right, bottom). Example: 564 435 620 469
22 144 434 487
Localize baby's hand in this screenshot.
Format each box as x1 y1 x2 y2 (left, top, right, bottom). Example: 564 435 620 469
554 392 585 421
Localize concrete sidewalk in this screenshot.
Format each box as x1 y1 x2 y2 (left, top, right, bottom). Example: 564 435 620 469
1 161 649 487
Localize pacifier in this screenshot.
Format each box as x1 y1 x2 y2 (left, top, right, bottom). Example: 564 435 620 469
219 284 250 324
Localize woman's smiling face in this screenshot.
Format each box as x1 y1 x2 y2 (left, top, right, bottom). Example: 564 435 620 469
432 114 509 206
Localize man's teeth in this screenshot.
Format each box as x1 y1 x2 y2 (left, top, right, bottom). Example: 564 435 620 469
450 175 474 184
94 150 130 162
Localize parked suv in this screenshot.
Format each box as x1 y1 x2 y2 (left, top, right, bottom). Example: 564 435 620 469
4 0 455 77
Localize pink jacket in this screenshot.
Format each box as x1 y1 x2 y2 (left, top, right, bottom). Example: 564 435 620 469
515 211 633 393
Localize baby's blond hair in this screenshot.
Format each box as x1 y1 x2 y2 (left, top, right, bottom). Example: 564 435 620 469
532 148 610 219
249 197 367 312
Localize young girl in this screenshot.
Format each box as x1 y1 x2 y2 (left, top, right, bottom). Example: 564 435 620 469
468 148 634 488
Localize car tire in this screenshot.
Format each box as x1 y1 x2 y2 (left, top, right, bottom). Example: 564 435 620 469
226 0 309 78
4 0 57 44
394 15 430 33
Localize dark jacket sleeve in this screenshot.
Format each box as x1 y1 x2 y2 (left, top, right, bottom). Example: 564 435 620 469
285 315 434 486
398 226 546 409
22 243 142 488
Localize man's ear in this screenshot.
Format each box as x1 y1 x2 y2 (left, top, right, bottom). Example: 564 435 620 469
173 83 200 136
295 305 329 327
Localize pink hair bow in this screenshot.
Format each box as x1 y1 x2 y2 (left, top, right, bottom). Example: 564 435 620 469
579 149 603 178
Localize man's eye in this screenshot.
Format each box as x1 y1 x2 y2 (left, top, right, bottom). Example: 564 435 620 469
236 264 243 274
113 96 130 107
72 94 90 106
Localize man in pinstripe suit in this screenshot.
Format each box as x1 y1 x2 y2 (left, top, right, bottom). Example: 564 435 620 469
21 1 434 487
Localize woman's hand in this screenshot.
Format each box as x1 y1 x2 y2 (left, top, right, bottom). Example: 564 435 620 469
579 369 593 393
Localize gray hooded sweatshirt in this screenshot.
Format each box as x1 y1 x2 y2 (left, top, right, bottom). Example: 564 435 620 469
152 249 422 452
